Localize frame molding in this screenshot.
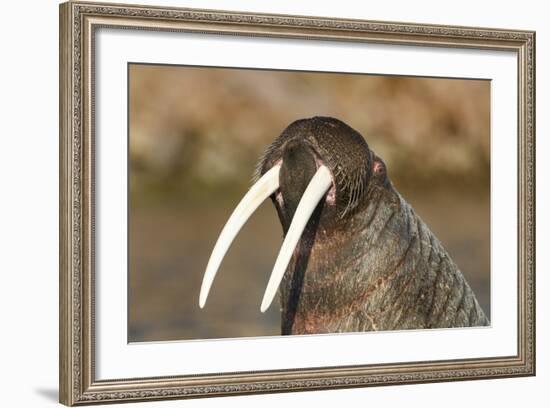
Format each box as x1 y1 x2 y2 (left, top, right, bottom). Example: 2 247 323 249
59 1 535 405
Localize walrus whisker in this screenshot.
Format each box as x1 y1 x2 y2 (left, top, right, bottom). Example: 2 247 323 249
260 165 332 312
199 165 281 308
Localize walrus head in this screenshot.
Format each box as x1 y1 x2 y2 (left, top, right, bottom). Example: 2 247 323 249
199 117 391 314
258 116 377 225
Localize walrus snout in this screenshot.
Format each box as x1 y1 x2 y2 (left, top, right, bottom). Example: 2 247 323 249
278 139 338 229
279 139 319 220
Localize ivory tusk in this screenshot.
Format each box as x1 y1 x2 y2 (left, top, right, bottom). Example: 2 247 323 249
260 165 332 312
199 165 281 308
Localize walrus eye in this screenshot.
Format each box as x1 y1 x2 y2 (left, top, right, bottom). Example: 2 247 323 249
199 165 332 311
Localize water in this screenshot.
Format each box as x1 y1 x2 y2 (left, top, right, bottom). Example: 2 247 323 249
128 190 490 342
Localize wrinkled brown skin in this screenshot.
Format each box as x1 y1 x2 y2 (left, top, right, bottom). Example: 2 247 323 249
257 116 489 335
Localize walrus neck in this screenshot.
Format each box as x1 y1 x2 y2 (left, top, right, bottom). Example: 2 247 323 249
279 183 488 335
278 184 402 334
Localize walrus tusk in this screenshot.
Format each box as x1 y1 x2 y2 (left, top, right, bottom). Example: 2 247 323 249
260 165 332 312
199 165 281 308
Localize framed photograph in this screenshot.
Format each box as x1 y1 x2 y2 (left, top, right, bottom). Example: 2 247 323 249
59 1 535 405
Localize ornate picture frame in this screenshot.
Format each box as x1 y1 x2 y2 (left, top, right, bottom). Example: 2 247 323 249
59 1 535 405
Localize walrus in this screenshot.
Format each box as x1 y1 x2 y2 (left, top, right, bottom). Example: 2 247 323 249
199 116 489 335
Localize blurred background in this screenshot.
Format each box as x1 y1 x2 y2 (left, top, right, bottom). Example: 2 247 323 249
128 64 490 342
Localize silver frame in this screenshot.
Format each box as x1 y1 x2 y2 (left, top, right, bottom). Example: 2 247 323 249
59 1 535 405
